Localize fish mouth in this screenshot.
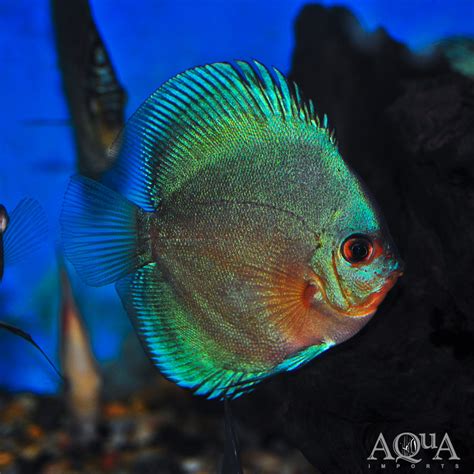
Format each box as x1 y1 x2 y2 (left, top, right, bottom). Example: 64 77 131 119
308 270 402 318
346 271 401 317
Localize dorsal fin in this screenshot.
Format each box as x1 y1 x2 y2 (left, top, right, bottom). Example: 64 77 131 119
104 60 336 211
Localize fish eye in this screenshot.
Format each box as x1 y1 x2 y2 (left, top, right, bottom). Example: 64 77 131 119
0 205 8 234
341 234 374 264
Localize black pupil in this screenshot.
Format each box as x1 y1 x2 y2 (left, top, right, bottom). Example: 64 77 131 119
350 240 369 261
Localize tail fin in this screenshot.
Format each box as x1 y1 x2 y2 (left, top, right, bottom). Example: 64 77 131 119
60 175 152 287
3 198 47 266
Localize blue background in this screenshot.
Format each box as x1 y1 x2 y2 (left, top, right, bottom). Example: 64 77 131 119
1 0 473 393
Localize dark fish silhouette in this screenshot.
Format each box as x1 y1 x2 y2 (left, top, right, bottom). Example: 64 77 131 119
51 0 126 178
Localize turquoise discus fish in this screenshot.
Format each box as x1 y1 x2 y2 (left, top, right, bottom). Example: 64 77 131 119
61 61 402 399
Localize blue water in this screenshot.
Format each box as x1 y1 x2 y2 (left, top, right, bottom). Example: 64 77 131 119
1 0 473 393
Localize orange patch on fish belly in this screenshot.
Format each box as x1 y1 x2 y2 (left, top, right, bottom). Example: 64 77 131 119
263 263 324 348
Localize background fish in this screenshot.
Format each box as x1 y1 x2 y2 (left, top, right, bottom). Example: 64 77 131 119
51 0 126 179
61 61 402 400
436 37 474 78
0 199 47 281
0 199 60 378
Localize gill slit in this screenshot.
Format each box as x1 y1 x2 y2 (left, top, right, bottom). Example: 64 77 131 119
331 250 350 306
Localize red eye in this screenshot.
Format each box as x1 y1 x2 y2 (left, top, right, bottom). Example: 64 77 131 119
341 234 374 264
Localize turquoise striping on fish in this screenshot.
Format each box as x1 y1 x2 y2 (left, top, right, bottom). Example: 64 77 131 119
116 263 334 399
103 60 335 211
61 61 402 399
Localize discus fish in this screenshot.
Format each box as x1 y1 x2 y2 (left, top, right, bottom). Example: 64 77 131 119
0 199 59 378
61 61 403 400
0 199 47 281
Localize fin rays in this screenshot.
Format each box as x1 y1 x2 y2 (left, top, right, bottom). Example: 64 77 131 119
104 60 335 208
3 198 47 266
60 175 152 286
116 264 296 400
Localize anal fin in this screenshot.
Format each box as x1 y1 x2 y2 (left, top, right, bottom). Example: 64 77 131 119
115 263 273 399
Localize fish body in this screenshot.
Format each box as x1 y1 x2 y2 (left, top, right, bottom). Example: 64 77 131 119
0 199 47 282
61 61 402 399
